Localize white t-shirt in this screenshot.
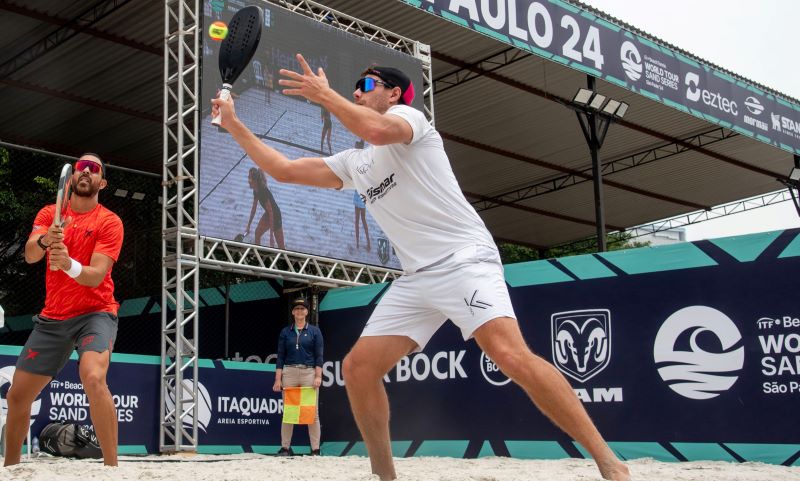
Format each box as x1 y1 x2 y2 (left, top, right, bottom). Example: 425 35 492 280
324 104 496 273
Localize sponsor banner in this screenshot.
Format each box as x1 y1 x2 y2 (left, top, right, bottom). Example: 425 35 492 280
190 363 287 448
3 230 798 458
318 229 800 449
0 353 285 453
0 354 160 452
401 0 800 154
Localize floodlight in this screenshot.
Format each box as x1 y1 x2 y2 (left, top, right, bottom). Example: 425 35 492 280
573 88 593 105
615 102 629 119
602 99 620 116
790 167 800 182
588 93 606 110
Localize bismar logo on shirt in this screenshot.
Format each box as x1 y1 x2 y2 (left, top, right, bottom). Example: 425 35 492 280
365 173 396 203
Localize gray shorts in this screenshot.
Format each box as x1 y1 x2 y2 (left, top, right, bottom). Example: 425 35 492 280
16 312 118 377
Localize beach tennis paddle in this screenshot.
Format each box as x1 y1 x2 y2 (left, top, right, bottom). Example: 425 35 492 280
50 163 73 270
211 6 263 126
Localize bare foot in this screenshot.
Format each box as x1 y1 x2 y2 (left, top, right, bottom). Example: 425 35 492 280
598 460 631 481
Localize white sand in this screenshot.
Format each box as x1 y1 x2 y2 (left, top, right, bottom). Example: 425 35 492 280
2 454 798 481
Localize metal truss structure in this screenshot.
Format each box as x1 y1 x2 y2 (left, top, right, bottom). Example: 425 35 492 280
472 127 738 213
556 188 796 253
0 0 134 79
273 0 434 122
161 0 200 453
200 237 400 287
160 0 430 452
628 188 796 237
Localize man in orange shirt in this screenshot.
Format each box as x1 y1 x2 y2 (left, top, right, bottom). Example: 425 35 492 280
3 153 124 467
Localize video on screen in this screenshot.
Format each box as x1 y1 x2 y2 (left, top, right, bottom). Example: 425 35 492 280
199 0 424 269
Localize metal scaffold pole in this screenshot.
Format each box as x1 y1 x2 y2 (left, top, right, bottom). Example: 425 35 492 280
158 0 432 453
161 0 201 452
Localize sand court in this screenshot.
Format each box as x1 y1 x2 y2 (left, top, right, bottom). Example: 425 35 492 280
3 454 798 481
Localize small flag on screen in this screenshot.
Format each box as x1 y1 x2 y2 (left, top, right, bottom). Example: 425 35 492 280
282 386 317 424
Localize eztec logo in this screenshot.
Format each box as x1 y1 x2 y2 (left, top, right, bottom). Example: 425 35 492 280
654 306 744 400
551 309 611 383
620 41 642 82
364 173 397 204
685 72 738 116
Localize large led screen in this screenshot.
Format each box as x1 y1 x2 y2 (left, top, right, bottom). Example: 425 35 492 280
200 0 425 270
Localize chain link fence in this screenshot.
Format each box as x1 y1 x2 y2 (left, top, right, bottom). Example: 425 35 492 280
0 147 162 354
0 146 313 359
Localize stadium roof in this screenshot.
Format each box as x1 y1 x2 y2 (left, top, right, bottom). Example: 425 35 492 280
0 0 797 249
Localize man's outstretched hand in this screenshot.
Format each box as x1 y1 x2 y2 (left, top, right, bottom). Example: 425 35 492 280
279 53 331 104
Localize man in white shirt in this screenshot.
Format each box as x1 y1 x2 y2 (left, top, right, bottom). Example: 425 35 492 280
211 53 630 481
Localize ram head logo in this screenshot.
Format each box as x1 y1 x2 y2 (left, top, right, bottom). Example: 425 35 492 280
551 310 611 383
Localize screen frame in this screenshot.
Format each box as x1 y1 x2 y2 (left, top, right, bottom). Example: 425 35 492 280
197 0 434 286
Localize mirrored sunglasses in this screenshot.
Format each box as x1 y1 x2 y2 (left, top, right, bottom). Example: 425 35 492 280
75 160 102 174
354 77 392 93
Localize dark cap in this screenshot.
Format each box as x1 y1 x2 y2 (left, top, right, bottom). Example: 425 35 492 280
292 298 309 310
364 66 415 105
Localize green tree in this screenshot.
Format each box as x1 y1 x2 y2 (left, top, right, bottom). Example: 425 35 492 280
498 231 650 265
0 148 165 316
0 148 63 315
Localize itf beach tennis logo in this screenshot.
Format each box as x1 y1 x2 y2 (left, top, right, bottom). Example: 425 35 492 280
551 309 611 383
0 366 42 426
654 306 744 400
620 41 642 82
164 379 213 432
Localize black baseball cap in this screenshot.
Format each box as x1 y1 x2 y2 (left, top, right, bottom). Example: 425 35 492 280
292 298 309 310
363 66 415 105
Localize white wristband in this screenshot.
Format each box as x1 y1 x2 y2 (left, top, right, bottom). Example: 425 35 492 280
66 258 83 279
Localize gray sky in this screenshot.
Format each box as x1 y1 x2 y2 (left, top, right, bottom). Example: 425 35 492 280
580 0 800 240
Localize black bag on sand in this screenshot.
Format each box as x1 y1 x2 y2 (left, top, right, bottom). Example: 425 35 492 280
39 421 102 459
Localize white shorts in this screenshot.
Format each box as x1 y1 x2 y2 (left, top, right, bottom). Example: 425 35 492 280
362 245 517 352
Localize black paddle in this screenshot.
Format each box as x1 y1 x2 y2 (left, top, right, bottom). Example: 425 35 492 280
211 5 264 126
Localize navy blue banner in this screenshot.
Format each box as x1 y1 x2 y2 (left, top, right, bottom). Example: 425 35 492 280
0 350 161 454
317 229 800 463
400 0 800 155
0 350 286 454
3 229 799 462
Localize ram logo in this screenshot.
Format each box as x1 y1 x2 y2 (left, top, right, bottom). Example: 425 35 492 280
551 309 611 383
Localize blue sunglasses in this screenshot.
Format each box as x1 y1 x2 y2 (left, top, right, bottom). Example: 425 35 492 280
355 77 392 93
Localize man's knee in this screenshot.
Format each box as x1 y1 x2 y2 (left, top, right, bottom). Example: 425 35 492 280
490 345 541 381
80 370 107 396
342 353 359 383
6 384 33 410
342 352 379 386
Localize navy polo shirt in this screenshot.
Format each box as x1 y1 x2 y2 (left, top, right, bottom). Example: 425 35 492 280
276 323 324 369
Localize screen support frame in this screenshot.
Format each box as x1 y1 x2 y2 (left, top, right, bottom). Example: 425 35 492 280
161 0 432 453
